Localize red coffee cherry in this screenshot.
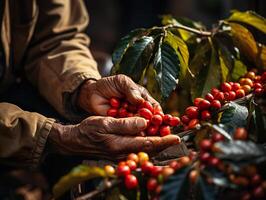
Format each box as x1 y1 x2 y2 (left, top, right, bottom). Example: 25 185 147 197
107 108 118 117
151 114 163 126
140 101 154 113
208 157 220 167
126 160 137 171
117 165 131 177
146 125 159 136
236 89 245 98
241 85 251 94
205 93 214 102
211 88 220 96
214 92 225 102
121 101 129 109
201 110 211 121
169 116 181 126
221 82 232 92
211 100 222 110
181 115 190 125
251 174 261 186
147 178 158 191
185 106 199 119
118 108 128 118
200 139 212 151
198 100 211 110
194 97 204 106
211 133 224 142
169 160 181 170
139 108 153 120
234 127 248 140
128 104 137 113
141 161 154 175
163 114 172 124
127 153 139 163
254 88 264 96
125 174 138 189
253 186 265 199
228 91 236 101
254 83 262 89
232 83 241 91
151 166 163 177
159 125 171 137
110 97 120 108
188 119 199 129
179 156 191 167
261 72 266 84
200 152 211 163
240 78 253 87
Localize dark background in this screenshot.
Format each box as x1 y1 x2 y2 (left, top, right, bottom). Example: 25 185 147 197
85 0 266 57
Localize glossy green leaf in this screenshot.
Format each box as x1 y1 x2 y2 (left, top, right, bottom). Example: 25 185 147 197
112 29 146 65
53 165 106 198
230 60 247 81
153 37 180 99
146 64 162 102
113 36 154 82
227 10 266 34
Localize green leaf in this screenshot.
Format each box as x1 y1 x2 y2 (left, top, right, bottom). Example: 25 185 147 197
196 176 217 200
113 36 154 82
146 64 162 102
112 29 146 65
153 36 180 99
190 39 221 99
218 50 229 82
160 166 191 200
227 10 266 34
53 165 106 198
220 102 248 135
230 60 247 81
164 31 190 79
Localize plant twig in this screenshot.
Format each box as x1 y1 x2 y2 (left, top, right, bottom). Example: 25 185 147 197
165 24 212 36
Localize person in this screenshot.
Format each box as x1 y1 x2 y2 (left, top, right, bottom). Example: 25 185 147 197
0 0 180 169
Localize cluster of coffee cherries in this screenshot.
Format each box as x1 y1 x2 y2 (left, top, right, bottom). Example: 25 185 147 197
107 98 181 136
198 128 266 200
104 152 191 198
180 71 266 130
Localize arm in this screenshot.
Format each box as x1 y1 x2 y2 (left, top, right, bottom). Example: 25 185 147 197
0 103 55 168
24 0 101 120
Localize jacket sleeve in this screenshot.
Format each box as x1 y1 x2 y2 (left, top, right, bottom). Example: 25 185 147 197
24 0 101 120
0 103 55 168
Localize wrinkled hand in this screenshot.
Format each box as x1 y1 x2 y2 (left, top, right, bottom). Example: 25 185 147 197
48 116 180 160
78 75 161 115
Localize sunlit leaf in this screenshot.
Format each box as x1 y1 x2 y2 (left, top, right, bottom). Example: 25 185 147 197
227 10 266 34
53 165 106 198
230 60 247 81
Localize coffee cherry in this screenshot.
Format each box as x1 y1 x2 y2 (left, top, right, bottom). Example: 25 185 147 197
161 167 175 180
110 97 120 108
234 127 248 140
198 100 211 110
200 110 211 121
128 104 137 113
151 166 163 177
107 108 118 117
214 92 225 102
151 114 163 126
254 83 262 89
138 152 149 164
179 156 191 167
185 106 199 119
253 186 265 198
228 91 236 101
127 153 139 163
121 101 129 109
241 192 251 200
140 101 154 113
118 161 126 166
189 151 197 160
141 161 154 175
221 82 232 92
211 88 220 96
126 160 137 171
232 83 241 91
104 165 115 176
163 114 172 124
125 174 138 189
200 139 212 151
117 165 131 177
181 115 190 125
261 72 266 84
236 89 245 98
254 88 264 96
188 119 199 129
169 160 181 170
245 71 256 80
241 85 251 94
139 108 153 120
211 100 222 110
240 78 253 87
200 152 211 163
211 133 224 142
254 75 261 83
194 97 204 106
147 178 158 191
169 116 181 126
251 174 261 186
159 125 171 137
118 108 128 118
147 125 159 136
205 93 214 102
208 157 220 167
189 170 199 184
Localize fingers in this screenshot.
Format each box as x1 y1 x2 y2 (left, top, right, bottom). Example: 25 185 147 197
106 117 147 135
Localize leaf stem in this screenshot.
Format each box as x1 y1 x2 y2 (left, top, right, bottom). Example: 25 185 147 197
165 24 212 36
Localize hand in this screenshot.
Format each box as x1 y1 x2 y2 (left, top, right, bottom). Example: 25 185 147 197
77 75 161 115
48 116 180 160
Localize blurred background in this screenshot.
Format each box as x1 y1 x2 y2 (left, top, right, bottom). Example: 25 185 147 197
84 0 266 76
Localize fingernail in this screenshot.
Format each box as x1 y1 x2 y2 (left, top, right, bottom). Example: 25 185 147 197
137 118 147 129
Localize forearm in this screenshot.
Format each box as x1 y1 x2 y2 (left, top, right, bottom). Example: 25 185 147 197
0 103 55 168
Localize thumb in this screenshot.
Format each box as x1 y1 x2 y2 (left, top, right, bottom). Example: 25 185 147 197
107 117 147 135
